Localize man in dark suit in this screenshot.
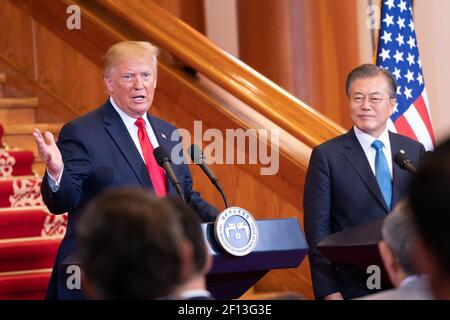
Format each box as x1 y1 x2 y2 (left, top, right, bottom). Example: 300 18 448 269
303 64 425 300
32 41 218 299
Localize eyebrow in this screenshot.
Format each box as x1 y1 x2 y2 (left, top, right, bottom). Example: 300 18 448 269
352 91 382 96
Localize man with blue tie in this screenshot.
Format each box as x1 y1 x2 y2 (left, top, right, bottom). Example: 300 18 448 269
303 64 425 300
32 41 218 299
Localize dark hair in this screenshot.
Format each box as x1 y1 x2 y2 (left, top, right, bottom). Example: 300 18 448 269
169 198 208 275
345 64 397 98
409 138 450 274
76 188 185 299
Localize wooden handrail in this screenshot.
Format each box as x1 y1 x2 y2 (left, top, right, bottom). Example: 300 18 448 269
89 0 345 147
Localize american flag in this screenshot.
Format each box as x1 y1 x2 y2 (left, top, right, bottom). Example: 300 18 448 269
376 0 434 151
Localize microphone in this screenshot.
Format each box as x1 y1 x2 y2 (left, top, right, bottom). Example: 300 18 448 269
188 144 229 209
394 150 417 174
153 146 185 202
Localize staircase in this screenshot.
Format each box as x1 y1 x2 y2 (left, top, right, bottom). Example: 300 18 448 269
0 72 66 299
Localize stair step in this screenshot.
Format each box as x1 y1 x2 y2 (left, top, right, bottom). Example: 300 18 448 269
0 98 37 124
0 207 61 240
0 269 52 299
0 98 38 108
0 149 34 178
0 176 43 208
0 237 61 273
2 123 62 157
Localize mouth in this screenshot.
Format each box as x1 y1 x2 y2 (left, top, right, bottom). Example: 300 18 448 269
132 95 146 103
358 115 375 119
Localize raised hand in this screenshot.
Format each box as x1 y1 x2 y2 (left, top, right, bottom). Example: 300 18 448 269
32 128 63 179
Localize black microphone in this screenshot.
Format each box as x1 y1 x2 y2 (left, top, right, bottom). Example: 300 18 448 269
153 146 185 202
394 150 417 174
188 144 229 209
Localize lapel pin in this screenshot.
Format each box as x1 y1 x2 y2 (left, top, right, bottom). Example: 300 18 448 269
161 133 166 139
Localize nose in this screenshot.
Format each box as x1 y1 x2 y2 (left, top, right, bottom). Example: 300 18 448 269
361 97 371 110
133 75 144 90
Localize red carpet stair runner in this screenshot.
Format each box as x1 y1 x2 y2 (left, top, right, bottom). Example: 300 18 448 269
0 124 66 299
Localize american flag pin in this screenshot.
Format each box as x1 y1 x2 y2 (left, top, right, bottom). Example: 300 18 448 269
161 133 166 139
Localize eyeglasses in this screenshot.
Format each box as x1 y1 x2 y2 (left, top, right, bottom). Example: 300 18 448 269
350 96 394 107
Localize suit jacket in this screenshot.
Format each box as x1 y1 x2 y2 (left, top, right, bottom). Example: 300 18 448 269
42 100 218 299
303 129 425 299
357 275 432 300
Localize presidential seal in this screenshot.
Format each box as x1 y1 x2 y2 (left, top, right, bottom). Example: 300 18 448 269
214 207 258 256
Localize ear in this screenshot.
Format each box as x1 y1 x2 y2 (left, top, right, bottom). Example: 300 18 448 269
378 240 400 287
104 75 114 94
179 239 194 282
389 97 396 115
202 246 213 275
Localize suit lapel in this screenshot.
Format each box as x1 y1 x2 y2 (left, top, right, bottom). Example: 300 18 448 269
390 132 409 206
102 101 153 188
342 130 390 213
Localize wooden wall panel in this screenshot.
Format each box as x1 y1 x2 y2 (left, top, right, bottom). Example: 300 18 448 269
150 0 205 34
0 1 35 78
238 0 360 130
33 23 107 116
237 0 294 95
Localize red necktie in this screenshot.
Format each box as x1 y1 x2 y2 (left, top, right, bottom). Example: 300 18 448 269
135 118 167 197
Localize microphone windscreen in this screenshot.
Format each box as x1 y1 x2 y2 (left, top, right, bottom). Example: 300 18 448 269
153 146 170 166
188 144 203 164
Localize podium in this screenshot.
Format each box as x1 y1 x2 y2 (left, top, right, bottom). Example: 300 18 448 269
316 218 384 266
62 217 308 299
316 218 392 287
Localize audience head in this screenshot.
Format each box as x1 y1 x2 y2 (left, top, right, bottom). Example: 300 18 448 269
170 199 211 279
76 188 191 299
378 199 418 287
409 138 450 299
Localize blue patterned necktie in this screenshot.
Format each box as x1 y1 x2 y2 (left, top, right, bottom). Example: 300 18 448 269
371 140 392 210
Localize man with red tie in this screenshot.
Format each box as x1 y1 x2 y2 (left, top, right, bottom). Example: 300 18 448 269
32 41 218 299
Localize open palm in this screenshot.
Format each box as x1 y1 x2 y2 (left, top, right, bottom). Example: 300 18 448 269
32 129 63 179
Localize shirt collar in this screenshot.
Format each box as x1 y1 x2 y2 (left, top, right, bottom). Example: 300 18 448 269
354 126 390 152
109 97 151 130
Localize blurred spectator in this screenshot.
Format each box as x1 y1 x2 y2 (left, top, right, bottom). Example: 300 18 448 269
409 138 450 299
76 188 193 299
358 199 432 300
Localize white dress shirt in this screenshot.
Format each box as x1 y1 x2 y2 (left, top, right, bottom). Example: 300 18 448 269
353 126 393 178
109 96 160 162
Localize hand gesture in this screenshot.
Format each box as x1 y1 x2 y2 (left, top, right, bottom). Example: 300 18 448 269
32 129 63 179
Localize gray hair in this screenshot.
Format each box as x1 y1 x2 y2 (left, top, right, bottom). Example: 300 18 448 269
346 64 397 98
381 199 417 275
